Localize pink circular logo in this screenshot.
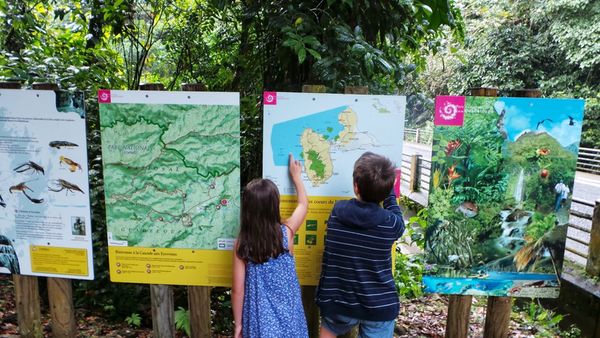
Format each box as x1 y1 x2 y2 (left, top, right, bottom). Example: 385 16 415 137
263 92 277 105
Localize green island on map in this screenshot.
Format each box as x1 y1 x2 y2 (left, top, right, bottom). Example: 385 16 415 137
299 107 358 186
100 103 240 249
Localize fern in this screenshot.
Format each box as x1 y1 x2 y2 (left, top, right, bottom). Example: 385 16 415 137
175 306 191 337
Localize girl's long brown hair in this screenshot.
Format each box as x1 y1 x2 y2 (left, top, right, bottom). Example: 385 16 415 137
236 178 285 264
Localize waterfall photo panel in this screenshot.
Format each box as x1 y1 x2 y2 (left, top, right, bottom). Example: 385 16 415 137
423 96 585 298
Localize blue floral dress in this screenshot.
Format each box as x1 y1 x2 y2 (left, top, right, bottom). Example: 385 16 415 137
242 225 308 338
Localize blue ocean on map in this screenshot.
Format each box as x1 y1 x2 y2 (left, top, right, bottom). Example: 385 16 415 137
423 272 556 295
271 105 348 166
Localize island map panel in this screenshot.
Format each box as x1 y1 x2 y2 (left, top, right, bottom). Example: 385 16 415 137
263 91 406 285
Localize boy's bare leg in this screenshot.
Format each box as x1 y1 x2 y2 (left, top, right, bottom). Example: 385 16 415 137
320 326 337 338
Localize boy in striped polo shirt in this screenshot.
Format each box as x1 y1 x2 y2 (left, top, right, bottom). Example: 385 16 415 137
316 152 405 338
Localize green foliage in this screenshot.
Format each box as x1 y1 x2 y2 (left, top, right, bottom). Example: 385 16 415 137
513 300 583 338
403 208 428 249
413 0 600 148
431 100 507 206
444 0 599 96
427 187 454 222
282 27 321 64
211 287 233 335
426 187 477 270
175 306 191 337
579 95 600 149
125 312 142 328
394 252 424 299
526 213 556 241
507 132 577 210
399 194 424 213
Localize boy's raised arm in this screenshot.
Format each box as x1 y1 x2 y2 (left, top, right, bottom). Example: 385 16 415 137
284 154 308 234
383 190 405 237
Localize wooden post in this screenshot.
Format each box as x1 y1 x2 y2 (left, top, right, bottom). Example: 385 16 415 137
483 296 513 338
445 295 472 338
13 275 42 338
300 84 327 338
140 83 175 338
586 199 600 276
343 85 368 95
182 83 212 338
409 155 421 192
47 278 77 337
0 81 22 89
150 284 175 337
469 87 499 97
30 82 77 338
0 81 42 338
512 89 542 98
415 128 420 143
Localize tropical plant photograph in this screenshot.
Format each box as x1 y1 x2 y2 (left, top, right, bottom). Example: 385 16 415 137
423 96 585 297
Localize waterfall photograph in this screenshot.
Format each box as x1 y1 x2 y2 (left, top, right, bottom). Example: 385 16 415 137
423 96 585 298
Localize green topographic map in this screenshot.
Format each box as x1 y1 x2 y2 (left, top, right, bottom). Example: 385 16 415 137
100 103 240 249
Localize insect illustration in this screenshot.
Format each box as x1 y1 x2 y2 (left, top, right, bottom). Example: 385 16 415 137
48 179 84 195
13 161 45 175
9 182 44 204
59 156 82 172
49 141 78 149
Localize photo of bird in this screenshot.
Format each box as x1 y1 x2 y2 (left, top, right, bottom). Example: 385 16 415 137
536 118 553 130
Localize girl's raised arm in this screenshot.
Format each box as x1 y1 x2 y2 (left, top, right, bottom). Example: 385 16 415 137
231 240 245 338
284 154 308 235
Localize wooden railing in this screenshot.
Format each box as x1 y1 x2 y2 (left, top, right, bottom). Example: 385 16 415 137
565 198 594 266
578 147 600 175
404 127 433 145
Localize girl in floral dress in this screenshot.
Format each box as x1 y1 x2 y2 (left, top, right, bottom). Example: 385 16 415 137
232 154 308 338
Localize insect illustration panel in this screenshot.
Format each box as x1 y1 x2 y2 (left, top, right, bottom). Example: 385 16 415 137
0 89 93 279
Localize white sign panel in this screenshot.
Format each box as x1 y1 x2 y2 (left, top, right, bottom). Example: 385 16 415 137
0 89 93 279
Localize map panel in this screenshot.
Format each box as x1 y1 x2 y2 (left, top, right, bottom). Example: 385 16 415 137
262 92 406 285
99 90 240 286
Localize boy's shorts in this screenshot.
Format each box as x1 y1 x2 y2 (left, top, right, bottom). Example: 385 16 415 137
321 313 395 338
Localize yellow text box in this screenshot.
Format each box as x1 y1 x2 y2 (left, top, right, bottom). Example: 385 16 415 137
30 246 89 276
281 195 342 286
108 246 233 286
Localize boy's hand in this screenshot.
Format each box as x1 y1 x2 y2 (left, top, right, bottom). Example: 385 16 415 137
289 153 302 182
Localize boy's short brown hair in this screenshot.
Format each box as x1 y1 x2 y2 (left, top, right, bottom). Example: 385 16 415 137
353 152 395 203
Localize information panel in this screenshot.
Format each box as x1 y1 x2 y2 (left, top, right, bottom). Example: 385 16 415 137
423 96 585 298
99 90 240 286
0 89 93 279
262 92 406 285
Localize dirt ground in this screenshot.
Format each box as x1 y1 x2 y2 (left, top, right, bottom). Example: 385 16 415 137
0 274 560 338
